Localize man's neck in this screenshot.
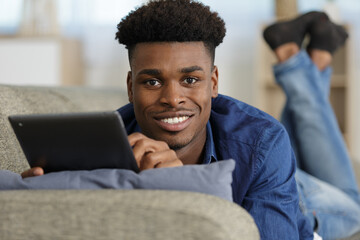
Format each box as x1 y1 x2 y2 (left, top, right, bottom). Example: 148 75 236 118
175 129 207 165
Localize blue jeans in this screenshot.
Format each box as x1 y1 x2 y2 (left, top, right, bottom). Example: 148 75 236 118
273 50 360 239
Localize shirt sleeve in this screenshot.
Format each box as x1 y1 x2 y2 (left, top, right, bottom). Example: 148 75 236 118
242 123 312 240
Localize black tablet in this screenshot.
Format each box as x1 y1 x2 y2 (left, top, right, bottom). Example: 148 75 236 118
8 111 139 173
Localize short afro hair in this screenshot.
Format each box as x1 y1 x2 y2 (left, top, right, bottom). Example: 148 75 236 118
115 0 226 63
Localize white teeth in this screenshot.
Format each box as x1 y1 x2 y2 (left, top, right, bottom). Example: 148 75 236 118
161 116 189 124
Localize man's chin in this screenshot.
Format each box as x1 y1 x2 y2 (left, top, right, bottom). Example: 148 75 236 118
156 135 191 151
168 143 187 151
143 129 192 150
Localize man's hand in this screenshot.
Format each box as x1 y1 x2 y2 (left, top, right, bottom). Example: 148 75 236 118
21 167 44 178
128 132 183 171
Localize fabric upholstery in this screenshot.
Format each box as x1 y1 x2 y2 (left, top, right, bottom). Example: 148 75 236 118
0 84 128 173
0 190 259 240
0 84 260 240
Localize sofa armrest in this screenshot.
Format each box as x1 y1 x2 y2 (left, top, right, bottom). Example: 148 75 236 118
0 189 259 240
0 84 128 173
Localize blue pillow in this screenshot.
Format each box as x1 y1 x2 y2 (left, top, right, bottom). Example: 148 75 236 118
0 160 235 201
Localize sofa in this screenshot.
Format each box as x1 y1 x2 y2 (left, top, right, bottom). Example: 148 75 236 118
1 84 360 240
0 84 260 240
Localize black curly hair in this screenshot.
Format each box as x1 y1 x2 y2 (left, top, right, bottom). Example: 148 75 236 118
115 0 226 64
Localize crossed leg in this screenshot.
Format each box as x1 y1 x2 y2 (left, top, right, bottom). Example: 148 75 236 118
264 12 360 239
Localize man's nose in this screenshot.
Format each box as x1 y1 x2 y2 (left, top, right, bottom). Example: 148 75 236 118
159 81 185 107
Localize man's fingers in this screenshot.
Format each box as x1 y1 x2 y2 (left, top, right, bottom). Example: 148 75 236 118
155 159 183 169
131 138 156 164
128 132 149 147
129 133 169 165
129 133 168 150
140 150 182 171
21 167 44 178
128 132 143 146
128 132 183 171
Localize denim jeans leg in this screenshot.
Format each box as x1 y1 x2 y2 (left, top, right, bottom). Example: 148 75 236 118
296 169 360 239
274 50 360 238
274 50 360 203
280 103 301 167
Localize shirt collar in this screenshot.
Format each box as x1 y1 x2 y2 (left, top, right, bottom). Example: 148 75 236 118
202 121 218 164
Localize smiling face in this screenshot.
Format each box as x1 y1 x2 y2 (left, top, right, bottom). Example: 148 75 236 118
127 42 218 153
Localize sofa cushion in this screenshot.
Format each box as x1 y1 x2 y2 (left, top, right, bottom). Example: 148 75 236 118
0 160 235 201
0 84 128 173
0 189 260 240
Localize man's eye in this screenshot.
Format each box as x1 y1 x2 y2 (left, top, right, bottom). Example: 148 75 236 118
146 79 160 86
183 77 197 84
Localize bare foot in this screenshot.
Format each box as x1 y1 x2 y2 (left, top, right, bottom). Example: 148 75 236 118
274 43 300 63
307 49 332 71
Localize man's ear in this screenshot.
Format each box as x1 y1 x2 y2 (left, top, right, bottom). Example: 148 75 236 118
127 71 133 103
211 65 219 98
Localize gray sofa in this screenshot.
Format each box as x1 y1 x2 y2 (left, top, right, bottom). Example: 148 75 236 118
0 84 259 240
2 84 360 240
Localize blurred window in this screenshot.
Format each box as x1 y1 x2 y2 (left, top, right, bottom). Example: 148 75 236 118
0 0 143 35
1 0 359 36
0 0 22 34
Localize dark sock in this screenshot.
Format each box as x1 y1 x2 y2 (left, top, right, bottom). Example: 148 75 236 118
307 20 348 54
263 11 329 50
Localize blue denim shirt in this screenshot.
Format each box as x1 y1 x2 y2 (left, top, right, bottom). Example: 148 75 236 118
118 94 313 240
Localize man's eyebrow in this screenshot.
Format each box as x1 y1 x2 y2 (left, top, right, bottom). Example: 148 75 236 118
180 66 204 73
138 69 161 76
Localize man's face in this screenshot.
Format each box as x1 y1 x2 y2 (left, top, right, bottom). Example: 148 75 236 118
127 42 218 150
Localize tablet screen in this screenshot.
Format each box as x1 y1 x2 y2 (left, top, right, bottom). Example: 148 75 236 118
8 111 139 173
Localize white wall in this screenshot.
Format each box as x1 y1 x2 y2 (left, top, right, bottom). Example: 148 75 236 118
0 38 61 85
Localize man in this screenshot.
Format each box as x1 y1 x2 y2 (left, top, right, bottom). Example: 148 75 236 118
22 1 360 239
